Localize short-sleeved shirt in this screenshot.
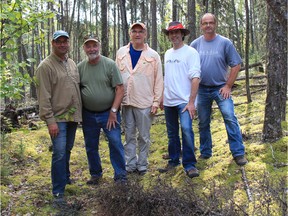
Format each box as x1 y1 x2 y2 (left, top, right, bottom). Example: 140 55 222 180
190 34 242 86
163 44 201 107
78 55 123 112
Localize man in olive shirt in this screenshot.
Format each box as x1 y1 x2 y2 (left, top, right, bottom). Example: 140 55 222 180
36 30 82 207
78 35 127 184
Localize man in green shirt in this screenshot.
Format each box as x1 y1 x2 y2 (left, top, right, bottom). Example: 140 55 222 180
78 35 127 184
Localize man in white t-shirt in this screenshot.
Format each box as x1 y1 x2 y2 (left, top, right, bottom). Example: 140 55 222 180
158 21 201 178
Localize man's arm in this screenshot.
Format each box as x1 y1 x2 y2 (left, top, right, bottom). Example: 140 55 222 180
220 64 241 99
183 78 200 119
107 84 124 130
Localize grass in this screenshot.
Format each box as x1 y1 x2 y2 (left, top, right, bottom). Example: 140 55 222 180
1 70 287 215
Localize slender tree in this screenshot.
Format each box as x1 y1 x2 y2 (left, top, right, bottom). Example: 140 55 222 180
150 0 157 50
244 0 252 103
101 0 109 56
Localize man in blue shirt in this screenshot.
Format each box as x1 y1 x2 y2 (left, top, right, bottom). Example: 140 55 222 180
190 13 248 166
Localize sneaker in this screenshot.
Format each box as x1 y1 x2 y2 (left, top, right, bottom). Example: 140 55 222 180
138 170 147 176
186 168 199 178
158 164 178 173
86 176 102 185
234 155 248 166
198 154 210 160
52 194 68 209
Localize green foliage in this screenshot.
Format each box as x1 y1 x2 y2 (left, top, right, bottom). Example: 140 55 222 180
0 0 55 100
56 107 77 121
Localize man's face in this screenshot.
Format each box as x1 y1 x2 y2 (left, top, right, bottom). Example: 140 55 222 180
200 15 217 34
83 41 100 60
129 26 146 45
168 29 183 45
52 36 69 56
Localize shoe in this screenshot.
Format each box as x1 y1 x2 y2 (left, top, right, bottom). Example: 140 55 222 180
52 194 68 209
115 178 128 185
86 176 102 185
234 155 248 166
162 154 170 160
127 169 138 174
186 168 199 178
66 178 75 185
158 164 178 173
138 170 147 176
198 155 210 159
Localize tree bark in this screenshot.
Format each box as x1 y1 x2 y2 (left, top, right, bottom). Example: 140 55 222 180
101 0 109 57
262 2 287 142
187 0 196 42
150 0 157 51
245 0 252 103
119 0 129 45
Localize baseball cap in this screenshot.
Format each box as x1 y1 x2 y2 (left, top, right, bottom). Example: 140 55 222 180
130 23 147 31
83 35 101 44
53 30 69 40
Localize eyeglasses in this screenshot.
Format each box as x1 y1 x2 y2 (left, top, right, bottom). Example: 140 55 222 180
201 22 216 26
54 40 69 45
131 30 145 35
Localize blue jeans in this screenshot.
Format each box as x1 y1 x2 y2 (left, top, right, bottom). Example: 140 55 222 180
164 103 197 171
197 84 245 158
82 108 127 181
51 122 78 195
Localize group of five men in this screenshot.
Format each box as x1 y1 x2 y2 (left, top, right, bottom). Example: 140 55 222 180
36 13 247 207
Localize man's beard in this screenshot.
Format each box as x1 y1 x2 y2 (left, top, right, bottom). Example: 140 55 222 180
87 53 99 60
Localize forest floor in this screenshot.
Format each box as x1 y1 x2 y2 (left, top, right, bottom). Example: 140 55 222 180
1 70 287 216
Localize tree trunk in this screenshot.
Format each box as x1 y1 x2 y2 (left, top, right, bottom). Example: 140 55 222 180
245 0 252 103
119 0 129 45
150 0 157 51
172 0 178 21
187 0 196 42
262 2 287 142
101 0 109 57
232 0 242 56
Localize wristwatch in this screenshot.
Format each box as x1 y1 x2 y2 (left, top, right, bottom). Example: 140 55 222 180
111 107 117 113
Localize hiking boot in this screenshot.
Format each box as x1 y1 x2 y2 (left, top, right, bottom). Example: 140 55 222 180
198 154 211 160
234 155 248 166
186 168 199 178
86 176 102 185
52 193 68 209
158 164 178 173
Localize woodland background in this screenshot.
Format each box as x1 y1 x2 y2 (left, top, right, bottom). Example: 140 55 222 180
0 0 287 215
0 0 287 141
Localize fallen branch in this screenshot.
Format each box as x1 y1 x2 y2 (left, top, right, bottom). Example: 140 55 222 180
241 166 253 202
240 62 263 71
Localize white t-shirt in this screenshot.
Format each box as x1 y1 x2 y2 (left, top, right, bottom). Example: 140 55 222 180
163 44 201 106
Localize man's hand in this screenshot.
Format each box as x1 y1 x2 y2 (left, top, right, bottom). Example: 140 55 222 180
48 123 59 139
182 103 196 119
150 106 158 115
107 112 119 131
219 85 232 99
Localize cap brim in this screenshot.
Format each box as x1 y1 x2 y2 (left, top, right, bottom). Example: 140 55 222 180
54 35 69 40
84 38 100 44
